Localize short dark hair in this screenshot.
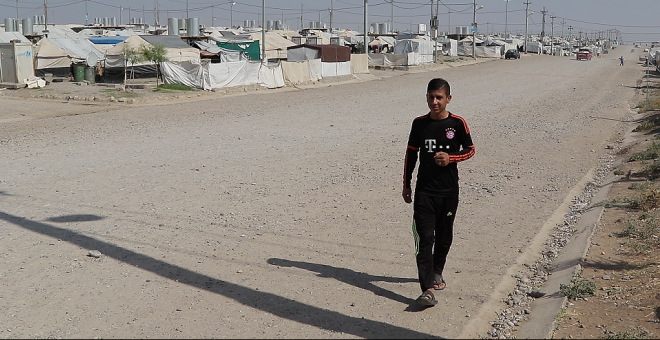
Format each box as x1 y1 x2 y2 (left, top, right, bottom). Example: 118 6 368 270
427 78 450 96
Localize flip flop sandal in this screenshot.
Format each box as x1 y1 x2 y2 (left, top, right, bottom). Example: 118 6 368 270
416 289 438 306
433 273 447 290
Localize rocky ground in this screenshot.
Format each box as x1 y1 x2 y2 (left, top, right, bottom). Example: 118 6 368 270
0 51 657 339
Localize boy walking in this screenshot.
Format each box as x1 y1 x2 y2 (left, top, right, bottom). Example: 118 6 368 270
402 78 476 306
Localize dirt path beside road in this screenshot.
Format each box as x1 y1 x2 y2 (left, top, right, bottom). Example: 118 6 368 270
0 51 648 339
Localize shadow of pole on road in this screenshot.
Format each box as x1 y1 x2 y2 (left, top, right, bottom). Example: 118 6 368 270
0 210 442 339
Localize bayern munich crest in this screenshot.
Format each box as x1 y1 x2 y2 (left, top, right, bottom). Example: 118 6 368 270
446 130 455 139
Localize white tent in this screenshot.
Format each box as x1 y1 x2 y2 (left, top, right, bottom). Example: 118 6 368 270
160 60 284 90
394 39 434 64
34 37 72 75
247 31 296 59
104 35 153 68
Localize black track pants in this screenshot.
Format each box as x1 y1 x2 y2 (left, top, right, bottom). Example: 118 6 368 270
412 193 458 292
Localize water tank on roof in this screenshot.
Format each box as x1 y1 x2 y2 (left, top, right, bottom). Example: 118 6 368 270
462 26 468 35
267 20 274 30
22 18 33 35
40 15 45 24
168 18 179 35
274 20 282 30
4 18 16 32
371 23 379 34
111 17 117 26
378 23 387 34
186 17 199 36
102 17 108 26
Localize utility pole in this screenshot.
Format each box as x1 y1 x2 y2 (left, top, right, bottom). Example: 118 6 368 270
431 0 439 63
550 15 555 55
578 30 582 46
300 3 303 30
504 0 509 38
472 0 476 58
329 0 333 33
44 0 48 32
364 0 368 54
262 0 265 62
524 1 531 53
561 19 565 38
540 7 547 38
85 0 88 25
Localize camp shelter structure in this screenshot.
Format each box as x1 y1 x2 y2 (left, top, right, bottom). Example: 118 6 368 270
286 44 350 62
138 35 201 63
0 32 30 43
0 41 35 83
102 34 156 81
246 31 297 60
215 40 260 61
33 37 72 77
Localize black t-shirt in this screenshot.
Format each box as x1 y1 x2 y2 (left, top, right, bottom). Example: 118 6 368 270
403 112 474 197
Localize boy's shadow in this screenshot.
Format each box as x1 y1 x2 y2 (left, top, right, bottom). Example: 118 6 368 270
267 258 430 311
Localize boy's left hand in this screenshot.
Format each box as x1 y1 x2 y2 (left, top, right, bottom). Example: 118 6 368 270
434 152 450 166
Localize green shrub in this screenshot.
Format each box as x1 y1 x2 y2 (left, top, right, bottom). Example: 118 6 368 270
559 277 596 300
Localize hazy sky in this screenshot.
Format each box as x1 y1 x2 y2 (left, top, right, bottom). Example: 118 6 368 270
3 0 659 43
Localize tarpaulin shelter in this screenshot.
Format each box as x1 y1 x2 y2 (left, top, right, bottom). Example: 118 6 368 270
0 32 30 43
195 40 248 63
33 37 73 76
286 44 350 62
216 41 260 61
139 35 201 63
160 60 284 91
247 31 297 60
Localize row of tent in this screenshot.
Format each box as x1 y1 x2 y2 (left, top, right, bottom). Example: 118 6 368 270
0 25 373 91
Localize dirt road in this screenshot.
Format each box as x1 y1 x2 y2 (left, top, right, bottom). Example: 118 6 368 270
0 50 643 339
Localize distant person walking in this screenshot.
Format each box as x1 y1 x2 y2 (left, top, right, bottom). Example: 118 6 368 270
620 56 625 66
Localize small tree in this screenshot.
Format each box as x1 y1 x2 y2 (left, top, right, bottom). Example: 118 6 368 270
139 44 169 87
121 44 144 91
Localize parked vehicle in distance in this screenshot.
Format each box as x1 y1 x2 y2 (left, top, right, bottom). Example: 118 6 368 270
505 49 520 59
576 48 592 60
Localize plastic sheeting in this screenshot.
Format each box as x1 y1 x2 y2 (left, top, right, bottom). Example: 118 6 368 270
195 41 247 62
457 45 502 58
350 54 369 74
287 46 320 61
308 59 322 82
394 39 434 64
160 60 284 91
368 53 413 66
281 60 311 84
321 61 351 77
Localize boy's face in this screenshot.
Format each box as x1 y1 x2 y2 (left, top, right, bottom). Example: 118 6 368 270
426 88 452 115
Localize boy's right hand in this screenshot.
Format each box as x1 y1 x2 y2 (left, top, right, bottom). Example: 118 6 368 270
402 188 412 203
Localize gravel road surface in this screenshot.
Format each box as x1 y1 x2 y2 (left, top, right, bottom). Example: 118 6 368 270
0 50 642 339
